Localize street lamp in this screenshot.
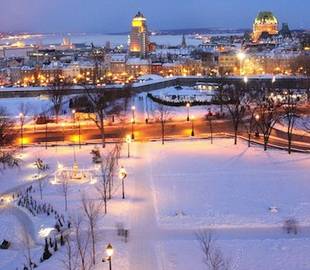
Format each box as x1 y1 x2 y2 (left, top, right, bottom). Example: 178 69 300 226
243 76 248 84
126 135 132 158
207 109 213 144
131 118 135 140
105 244 113 270
119 166 127 199
237 51 246 76
186 103 190 121
19 113 24 149
131 105 136 124
61 122 65 142
254 114 260 138
78 117 81 149
191 115 195 136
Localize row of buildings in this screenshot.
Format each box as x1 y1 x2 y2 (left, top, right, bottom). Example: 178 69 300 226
0 11 309 86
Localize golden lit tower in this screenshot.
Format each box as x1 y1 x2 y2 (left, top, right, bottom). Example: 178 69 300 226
129 12 149 58
252 11 278 42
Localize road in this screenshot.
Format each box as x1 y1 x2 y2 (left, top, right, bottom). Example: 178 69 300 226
17 118 310 152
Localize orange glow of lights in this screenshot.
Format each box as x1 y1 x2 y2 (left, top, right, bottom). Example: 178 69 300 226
18 137 31 145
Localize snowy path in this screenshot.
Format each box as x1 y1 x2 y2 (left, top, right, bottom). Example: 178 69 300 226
129 143 159 270
0 205 36 244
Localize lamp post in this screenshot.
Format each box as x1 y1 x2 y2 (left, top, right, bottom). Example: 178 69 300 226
119 166 127 199
126 135 131 158
207 109 213 144
45 120 48 149
61 122 65 142
131 118 135 140
186 103 190 121
78 119 81 149
243 76 248 84
19 113 24 149
106 244 113 270
191 115 195 136
237 51 246 75
131 105 136 124
248 113 258 147
254 113 260 138
72 109 76 144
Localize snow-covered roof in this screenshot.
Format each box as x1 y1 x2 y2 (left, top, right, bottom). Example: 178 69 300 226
110 53 127 63
126 58 150 65
137 74 163 81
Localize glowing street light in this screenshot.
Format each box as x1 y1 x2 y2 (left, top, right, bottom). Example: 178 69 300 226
19 112 24 149
255 114 260 121
186 102 190 121
243 76 248 84
105 243 113 270
207 109 213 144
191 115 195 137
237 51 246 61
126 135 132 158
131 118 135 140
237 51 246 75
119 166 128 199
272 75 276 84
61 122 65 142
131 105 136 124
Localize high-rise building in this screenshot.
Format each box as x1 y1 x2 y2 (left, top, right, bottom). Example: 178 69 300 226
129 12 149 58
252 11 278 42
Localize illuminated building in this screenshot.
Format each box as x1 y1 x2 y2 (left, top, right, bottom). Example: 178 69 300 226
218 51 238 75
126 58 151 77
129 12 149 58
252 11 278 42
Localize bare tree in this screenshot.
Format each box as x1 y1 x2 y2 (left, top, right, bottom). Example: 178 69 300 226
34 158 49 200
59 171 69 211
154 104 171 145
221 84 247 145
95 150 115 214
49 75 71 124
86 90 113 148
83 87 131 148
244 90 265 147
282 89 300 154
73 216 92 270
81 194 102 265
256 98 282 151
60 233 78 270
196 230 230 270
0 107 19 169
18 102 30 118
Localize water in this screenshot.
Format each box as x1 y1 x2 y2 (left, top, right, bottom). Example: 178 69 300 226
0 33 203 47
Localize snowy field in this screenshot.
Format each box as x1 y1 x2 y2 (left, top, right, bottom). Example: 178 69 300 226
0 139 310 269
0 97 53 116
135 86 222 122
146 139 310 228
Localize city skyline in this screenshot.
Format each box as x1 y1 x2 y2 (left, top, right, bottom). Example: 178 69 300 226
0 0 310 34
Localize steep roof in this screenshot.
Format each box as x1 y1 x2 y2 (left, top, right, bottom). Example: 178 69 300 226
254 11 278 25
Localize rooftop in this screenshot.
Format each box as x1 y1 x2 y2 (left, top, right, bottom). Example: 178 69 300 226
254 11 278 25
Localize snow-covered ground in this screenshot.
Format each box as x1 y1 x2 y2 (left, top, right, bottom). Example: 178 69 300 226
135 86 222 122
276 116 310 137
146 139 310 228
0 97 53 116
0 139 310 269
